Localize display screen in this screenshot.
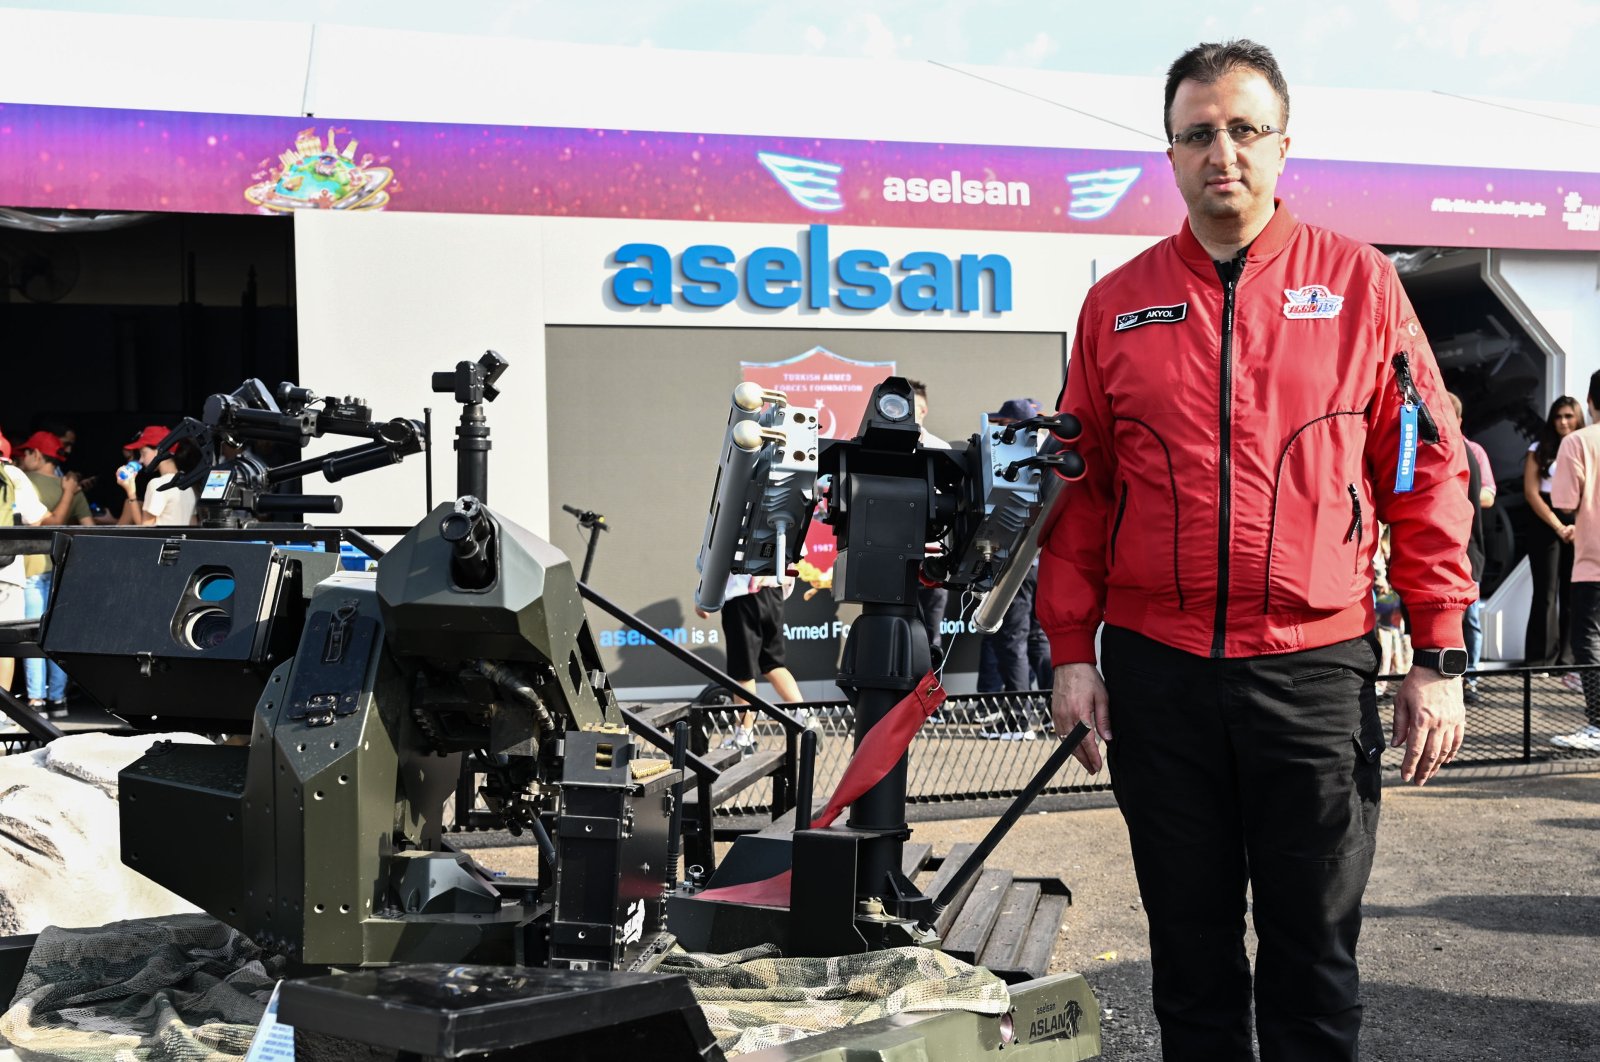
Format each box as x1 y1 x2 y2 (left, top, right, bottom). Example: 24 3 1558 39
201 469 232 501
0 102 1594 250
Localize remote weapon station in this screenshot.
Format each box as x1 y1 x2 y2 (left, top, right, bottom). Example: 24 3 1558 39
30 359 1104 1060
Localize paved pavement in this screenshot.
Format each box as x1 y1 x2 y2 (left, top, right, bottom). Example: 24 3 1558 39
475 760 1598 1059
909 764 1600 1061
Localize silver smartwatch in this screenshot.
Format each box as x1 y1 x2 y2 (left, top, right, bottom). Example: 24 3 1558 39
1412 647 1468 677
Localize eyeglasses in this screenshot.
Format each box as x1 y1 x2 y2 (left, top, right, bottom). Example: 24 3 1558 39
1170 123 1282 150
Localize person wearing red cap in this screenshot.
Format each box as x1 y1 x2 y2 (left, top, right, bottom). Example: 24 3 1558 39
16 432 92 715
118 426 196 528
0 432 48 709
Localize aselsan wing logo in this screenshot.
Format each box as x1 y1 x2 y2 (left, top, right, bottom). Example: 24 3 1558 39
1065 166 1142 220
758 152 844 212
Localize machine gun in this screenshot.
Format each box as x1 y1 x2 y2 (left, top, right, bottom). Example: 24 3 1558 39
39 359 681 974
138 377 426 527
660 375 1103 1059
679 375 1086 951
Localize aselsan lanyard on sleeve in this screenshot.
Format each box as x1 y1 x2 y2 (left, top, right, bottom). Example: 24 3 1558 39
1394 402 1418 493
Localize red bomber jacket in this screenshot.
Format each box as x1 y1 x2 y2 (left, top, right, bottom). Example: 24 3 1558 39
1038 203 1475 663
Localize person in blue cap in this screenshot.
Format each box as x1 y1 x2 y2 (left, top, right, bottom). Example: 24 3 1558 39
977 397 1047 738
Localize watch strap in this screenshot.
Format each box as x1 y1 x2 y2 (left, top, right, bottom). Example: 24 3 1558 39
1413 647 1467 676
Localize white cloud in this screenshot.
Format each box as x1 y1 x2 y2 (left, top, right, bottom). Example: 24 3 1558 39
1000 30 1058 67
1386 0 1600 59
843 11 905 61
802 24 827 51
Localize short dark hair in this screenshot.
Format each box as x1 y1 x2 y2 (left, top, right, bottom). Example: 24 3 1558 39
1589 371 1600 411
906 378 929 399
1163 39 1290 140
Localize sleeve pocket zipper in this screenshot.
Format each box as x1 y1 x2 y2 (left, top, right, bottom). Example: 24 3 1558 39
1344 483 1362 545
1391 351 1440 444
1345 483 1364 579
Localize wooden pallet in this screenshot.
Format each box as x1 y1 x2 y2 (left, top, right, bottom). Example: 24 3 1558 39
919 848 1071 983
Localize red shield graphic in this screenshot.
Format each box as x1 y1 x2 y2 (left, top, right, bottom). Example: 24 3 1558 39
740 346 896 589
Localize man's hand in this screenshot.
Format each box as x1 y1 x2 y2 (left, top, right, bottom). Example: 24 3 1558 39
1050 663 1111 774
1558 524 1577 544
61 471 82 495
1392 667 1465 785
693 606 710 620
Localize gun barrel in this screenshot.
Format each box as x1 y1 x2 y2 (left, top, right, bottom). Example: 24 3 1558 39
694 388 769 611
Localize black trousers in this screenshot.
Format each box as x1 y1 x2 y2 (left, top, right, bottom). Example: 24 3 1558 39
978 569 1036 729
1525 504 1575 665
1102 626 1385 1062
1568 581 1600 726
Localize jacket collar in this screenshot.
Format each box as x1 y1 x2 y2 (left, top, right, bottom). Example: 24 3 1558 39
1174 200 1297 281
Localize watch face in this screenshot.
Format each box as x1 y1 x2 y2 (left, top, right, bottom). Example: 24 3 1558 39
1439 648 1469 676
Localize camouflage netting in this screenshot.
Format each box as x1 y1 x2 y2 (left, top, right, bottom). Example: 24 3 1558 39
0 917 1009 1060
0 914 379 1062
0 914 274 1062
662 942 1011 1056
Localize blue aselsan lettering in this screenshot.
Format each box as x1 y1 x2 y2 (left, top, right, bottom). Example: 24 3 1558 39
610 225 1012 314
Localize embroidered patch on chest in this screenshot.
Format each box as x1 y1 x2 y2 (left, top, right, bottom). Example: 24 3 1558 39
1113 303 1188 331
1282 284 1344 319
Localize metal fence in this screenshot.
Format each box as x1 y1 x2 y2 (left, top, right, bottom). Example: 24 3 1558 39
4 665 1593 820
690 664 1600 818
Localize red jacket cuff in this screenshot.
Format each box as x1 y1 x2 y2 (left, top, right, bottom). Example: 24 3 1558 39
1047 626 1100 666
1408 607 1469 650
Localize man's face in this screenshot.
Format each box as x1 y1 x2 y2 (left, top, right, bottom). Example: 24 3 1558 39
1166 68 1289 230
18 449 46 474
914 394 929 426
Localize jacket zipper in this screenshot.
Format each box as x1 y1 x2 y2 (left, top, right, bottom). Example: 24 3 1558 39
1391 351 1440 444
1212 273 1237 658
1110 481 1129 564
1345 483 1363 575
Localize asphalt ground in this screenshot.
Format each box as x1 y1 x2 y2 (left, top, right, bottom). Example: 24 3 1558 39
906 764 1600 1061
474 764 1600 1061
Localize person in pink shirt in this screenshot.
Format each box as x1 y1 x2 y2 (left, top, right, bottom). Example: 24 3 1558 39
1548 372 1600 751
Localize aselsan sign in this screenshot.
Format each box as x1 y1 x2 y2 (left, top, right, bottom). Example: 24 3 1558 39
609 225 1013 313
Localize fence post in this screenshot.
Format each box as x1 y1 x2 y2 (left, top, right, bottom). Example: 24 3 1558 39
1522 669 1532 763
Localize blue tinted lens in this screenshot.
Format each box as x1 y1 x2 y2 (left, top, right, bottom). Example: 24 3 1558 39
197 574 235 601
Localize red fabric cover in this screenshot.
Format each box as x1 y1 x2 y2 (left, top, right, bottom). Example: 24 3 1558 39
692 672 947 908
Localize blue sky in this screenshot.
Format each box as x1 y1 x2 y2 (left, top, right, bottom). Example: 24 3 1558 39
10 0 1599 106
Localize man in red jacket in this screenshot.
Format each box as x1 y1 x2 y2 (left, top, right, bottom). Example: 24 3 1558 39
1039 39 1473 1062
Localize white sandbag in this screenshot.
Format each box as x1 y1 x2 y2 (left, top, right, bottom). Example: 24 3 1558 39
0 732 212 936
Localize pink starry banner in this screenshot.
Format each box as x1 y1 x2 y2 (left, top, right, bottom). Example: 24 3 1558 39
0 102 1595 250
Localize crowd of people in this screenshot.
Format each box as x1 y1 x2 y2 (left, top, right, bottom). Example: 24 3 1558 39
0 421 198 716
